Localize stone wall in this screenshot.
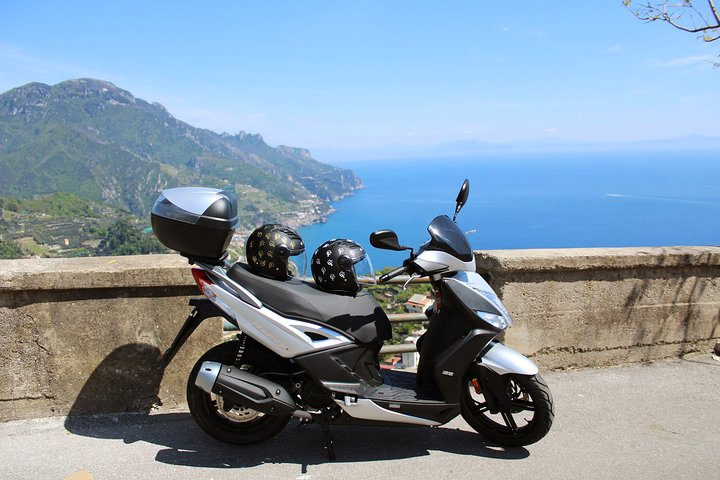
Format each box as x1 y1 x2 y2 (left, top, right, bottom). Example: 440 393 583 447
1 247 718 421
0 255 220 421
476 246 720 370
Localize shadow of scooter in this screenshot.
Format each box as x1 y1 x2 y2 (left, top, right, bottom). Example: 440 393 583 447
64 343 529 468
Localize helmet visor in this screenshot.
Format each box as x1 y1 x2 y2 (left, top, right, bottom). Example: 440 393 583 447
288 250 308 279
354 254 376 286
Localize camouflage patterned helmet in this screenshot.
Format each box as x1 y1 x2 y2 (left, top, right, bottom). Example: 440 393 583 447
245 224 305 280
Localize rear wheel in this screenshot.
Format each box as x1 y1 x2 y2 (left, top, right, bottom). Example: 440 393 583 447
460 371 554 447
187 340 291 444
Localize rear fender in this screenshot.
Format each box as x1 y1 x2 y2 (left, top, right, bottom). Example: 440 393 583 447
160 298 237 367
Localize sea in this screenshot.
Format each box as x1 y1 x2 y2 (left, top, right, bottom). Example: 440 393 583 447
298 149 720 270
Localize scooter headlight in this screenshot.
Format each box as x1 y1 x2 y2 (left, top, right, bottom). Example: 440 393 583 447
476 311 512 330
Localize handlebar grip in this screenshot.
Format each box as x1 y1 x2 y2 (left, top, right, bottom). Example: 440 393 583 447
379 265 407 283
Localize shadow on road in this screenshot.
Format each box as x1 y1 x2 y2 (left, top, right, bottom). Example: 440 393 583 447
64 342 528 468
65 412 529 468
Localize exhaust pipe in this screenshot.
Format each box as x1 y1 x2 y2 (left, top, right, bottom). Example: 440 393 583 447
195 361 297 416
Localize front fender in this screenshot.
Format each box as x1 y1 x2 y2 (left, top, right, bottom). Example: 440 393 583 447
479 342 538 376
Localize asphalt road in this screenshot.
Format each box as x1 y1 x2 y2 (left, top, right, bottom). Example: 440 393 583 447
1 354 718 480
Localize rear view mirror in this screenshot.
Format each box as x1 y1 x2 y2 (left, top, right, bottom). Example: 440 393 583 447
453 178 470 221
369 229 409 251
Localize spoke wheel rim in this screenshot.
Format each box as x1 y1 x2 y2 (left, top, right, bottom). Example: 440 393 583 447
466 377 536 435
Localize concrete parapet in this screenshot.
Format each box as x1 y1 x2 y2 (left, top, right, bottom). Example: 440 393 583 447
0 254 219 421
1 247 718 421
476 246 720 369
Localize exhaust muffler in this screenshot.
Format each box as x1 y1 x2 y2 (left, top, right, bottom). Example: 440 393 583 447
195 361 297 416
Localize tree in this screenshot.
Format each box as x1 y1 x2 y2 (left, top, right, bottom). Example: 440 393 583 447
0 238 23 259
625 1 720 42
98 218 166 256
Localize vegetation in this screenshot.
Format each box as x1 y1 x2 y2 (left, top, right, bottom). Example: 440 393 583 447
0 78 365 260
98 218 167 256
0 192 125 257
368 282 433 314
0 193 97 218
15 237 50 257
367 267 434 344
0 238 23 259
0 78 361 220
0 79 363 262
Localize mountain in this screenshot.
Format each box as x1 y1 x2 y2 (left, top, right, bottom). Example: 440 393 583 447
0 79 362 229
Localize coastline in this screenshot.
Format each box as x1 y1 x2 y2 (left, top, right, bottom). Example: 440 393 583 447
301 178 365 227
287 179 364 230
228 180 363 255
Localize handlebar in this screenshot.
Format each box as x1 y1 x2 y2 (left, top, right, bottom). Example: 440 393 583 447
378 265 408 283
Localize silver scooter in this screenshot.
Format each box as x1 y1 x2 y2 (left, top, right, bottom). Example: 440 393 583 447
154 179 554 459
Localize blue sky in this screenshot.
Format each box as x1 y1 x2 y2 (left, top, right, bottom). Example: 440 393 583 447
1 1 718 159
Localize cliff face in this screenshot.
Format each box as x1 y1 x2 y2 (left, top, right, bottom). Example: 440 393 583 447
0 79 362 223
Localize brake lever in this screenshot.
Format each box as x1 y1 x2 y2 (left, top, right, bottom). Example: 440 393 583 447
402 274 419 291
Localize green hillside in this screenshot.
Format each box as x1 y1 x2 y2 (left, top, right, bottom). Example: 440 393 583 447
0 79 362 223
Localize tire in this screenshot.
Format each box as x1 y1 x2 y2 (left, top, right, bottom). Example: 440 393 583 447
460 371 554 447
187 340 291 444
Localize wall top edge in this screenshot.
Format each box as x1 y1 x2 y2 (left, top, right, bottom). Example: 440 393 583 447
475 246 720 272
0 254 195 291
1 247 719 291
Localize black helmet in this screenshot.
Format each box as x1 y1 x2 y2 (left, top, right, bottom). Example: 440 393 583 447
246 224 306 280
311 239 375 294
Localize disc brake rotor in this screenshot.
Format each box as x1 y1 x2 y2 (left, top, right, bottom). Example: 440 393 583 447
214 394 261 423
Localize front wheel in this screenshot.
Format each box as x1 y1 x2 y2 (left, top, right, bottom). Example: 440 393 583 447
460 371 554 447
187 340 291 444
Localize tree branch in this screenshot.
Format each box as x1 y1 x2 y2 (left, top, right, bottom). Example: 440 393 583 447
626 1 720 42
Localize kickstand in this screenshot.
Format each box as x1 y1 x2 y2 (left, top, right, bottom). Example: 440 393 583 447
319 419 336 461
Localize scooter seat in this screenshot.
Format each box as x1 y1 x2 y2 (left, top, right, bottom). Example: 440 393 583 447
228 263 391 345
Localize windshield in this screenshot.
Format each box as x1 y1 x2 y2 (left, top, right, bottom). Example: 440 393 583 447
426 215 473 262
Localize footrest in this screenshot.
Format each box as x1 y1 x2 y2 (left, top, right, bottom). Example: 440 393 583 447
374 370 444 402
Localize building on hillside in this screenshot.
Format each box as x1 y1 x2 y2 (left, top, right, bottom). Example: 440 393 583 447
405 293 433 313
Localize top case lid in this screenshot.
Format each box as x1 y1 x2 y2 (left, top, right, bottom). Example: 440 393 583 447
152 187 239 230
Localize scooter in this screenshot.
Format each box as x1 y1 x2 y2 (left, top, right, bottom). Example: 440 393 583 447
154 179 553 459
